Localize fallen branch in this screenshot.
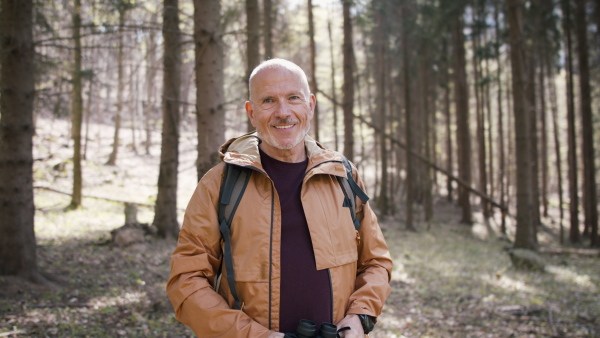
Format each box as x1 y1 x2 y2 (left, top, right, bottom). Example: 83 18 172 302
317 89 509 213
34 185 185 211
0 329 26 337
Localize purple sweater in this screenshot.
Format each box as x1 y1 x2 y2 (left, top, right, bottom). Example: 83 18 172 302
259 149 332 333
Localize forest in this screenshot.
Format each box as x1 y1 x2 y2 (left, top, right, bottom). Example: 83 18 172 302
0 0 599 336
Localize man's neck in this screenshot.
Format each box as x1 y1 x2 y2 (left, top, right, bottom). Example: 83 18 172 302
258 142 307 163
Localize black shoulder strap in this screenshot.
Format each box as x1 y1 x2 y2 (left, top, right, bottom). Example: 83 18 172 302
217 163 252 310
336 155 369 231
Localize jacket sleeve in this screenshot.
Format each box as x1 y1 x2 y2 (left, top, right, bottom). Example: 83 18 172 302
345 164 393 319
166 165 272 338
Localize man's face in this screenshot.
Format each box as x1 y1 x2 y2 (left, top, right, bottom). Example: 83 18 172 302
246 67 315 157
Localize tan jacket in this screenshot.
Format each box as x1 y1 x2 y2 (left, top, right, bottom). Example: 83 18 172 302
167 133 392 337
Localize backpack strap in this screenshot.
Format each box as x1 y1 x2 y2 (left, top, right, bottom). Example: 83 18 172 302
336 155 369 230
217 163 252 310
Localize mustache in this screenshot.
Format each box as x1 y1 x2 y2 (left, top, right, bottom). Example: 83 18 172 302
269 118 299 126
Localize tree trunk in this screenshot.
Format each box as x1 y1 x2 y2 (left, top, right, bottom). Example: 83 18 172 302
562 0 580 244
263 0 273 58
342 0 355 161
420 49 433 224
575 0 599 246
0 0 44 282
374 0 388 215
328 19 339 151
472 18 490 218
453 9 473 224
195 0 225 181
307 0 320 141
401 1 415 231
442 37 453 203
546 53 565 244
144 13 157 156
70 0 83 209
107 6 126 166
246 0 260 132
495 2 507 233
507 0 537 250
153 0 181 239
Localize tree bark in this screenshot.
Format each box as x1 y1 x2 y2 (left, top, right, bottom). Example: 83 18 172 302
194 0 225 181
263 0 274 58
453 8 473 224
574 0 599 246
246 0 260 132
307 0 320 141
507 0 537 250
70 0 83 209
107 5 126 166
374 0 388 215
144 13 157 156
342 0 355 161
0 0 42 281
472 16 490 218
546 54 565 244
495 2 507 233
400 1 415 230
442 37 453 203
561 0 580 244
328 19 339 151
153 0 181 239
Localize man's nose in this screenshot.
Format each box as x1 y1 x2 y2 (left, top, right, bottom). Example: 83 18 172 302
274 101 291 117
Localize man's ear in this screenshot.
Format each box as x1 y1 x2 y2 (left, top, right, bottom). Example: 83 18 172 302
245 101 256 127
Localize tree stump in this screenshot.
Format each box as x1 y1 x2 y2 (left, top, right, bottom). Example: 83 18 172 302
508 249 546 271
111 204 156 248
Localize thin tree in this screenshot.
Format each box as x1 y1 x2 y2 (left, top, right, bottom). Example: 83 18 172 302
263 0 274 58
0 0 50 284
246 0 260 132
374 0 389 215
153 0 181 239
574 0 599 246
106 1 129 166
69 0 84 209
401 0 416 231
452 5 473 224
442 37 453 203
308 0 320 140
327 18 339 151
546 54 565 243
494 2 508 233
507 0 537 250
195 0 225 181
561 0 580 243
342 0 355 161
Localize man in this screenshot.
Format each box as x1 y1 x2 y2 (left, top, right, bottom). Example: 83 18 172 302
167 59 392 337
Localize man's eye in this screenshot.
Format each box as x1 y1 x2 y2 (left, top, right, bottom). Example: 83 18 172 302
289 95 300 100
263 98 273 103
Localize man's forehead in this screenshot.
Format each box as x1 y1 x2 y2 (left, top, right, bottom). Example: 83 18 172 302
251 68 308 97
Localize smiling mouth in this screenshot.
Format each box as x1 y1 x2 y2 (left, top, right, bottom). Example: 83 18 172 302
274 125 295 129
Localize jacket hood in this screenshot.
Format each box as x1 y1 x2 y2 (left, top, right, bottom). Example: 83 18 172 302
218 132 344 174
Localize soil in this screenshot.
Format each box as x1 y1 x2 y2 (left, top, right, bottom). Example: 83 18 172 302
1 117 598 337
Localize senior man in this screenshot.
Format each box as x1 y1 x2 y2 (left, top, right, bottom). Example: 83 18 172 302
167 58 392 337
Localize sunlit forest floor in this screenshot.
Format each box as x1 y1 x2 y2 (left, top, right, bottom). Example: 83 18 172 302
1 117 599 337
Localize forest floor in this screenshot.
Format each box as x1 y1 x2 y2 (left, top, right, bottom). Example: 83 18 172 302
1 117 599 337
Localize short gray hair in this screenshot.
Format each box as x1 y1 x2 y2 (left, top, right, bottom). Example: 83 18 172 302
248 58 311 101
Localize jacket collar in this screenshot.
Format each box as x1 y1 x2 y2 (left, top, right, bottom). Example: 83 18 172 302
219 132 347 177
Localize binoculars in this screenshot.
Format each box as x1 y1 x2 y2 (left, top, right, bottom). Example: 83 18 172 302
284 319 339 338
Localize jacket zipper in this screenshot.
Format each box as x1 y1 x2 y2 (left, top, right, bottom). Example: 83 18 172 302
268 185 274 329
327 268 334 323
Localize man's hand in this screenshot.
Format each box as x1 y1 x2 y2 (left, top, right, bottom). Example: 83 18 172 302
336 314 363 338
268 332 285 338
